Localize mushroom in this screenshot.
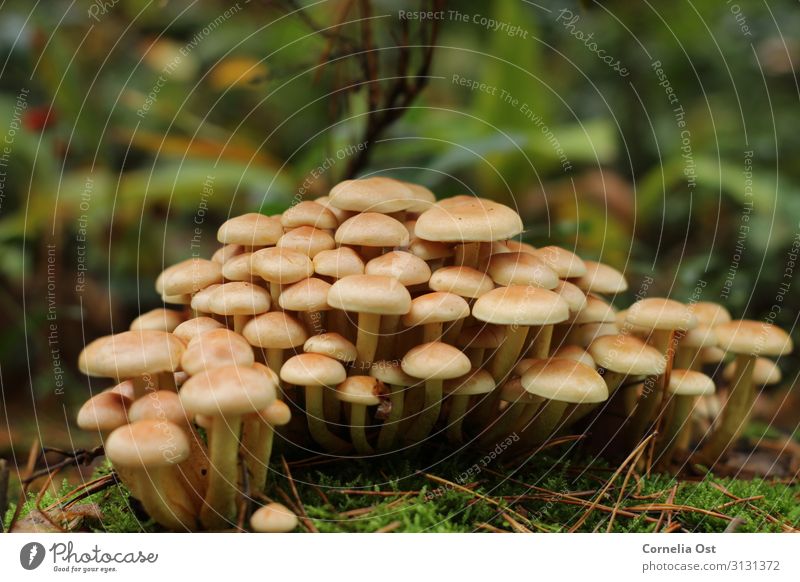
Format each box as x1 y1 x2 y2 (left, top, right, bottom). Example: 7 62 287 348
402 292 469 344
328 177 413 215
278 277 332 335
722 357 782 387
281 200 338 231
336 375 387 454
369 361 417 451
129 308 185 332
172 317 225 344
303 332 357 423
242 311 308 375
211 243 244 264
76 391 131 437
570 260 628 297
486 252 559 290
180 365 276 529
250 502 299 533
250 247 314 306
180 328 254 375
217 213 283 252
189 283 222 318
443 369 494 444
277 226 335 258
221 252 254 282
655 370 715 467
208 281 271 334
455 324 505 368
479 377 544 445
532 246 587 279
335 212 409 261
244 398 291 493
156 258 223 299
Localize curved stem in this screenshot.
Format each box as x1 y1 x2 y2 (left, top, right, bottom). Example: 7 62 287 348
355 312 381 372
349 404 373 454
627 329 673 447
471 325 528 428
525 325 553 359
305 385 350 453
377 384 404 451
406 378 443 443
655 395 693 467
200 416 241 530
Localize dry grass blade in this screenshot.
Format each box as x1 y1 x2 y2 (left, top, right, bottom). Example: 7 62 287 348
280 455 318 533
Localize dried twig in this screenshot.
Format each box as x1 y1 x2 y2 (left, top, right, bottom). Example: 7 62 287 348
281 456 318 533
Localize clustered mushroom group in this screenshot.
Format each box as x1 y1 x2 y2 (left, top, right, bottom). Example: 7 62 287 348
74 177 794 531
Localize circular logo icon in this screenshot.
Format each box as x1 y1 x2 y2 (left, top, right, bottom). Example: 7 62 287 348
19 542 46 570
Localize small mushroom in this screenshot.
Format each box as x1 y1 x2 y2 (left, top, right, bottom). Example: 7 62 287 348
336 376 387 454
655 370 715 467
242 311 308 375
335 212 409 261
281 200 338 231
180 328 254 375
250 502 299 533
443 369 494 444
208 281 271 334
369 361 417 451
277 226 335 258
217 213 282 252
129 308 185 332
172 316 225 344
250 247 314 306
279 277 332 336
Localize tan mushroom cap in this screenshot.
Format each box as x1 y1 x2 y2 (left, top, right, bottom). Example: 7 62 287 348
552 280 588 313
129 309 184 333
157 258 223 296
78 330 185 379
335 212 410 248
327 275 411 315
217 213 283 246
435 195 478 209
409 238 453 262
569 295 616 324
487 252 559 289
369 360 418 386
429 266 494 299
402 292 470 327
552 345 596 368
280 353 346 387
106 420 190 467
161 292 192 306
700 346 726 364
365 251 431 286
401 181 436 212
455 324 505 349
105 379 136 399
129 390 188 424
521 359 608 404
715 320 793 357
505 240 537 255
499 377 544 404
277 226 335 258
336 375 387 405
250 502 298 533
313 247 365 278
513 358 537 376
208 282 271 316
667 369 715 396
303 333 357 362
221 252 254 282
257 400 292 426
76 392 131 432
212 243 243 264
279 278 332 312
533 246 587 278
572 260 628 295
181 328 254 375
472 286 570 326
723 357 781 385
281 201 338 230
315 195 354 224
401 342 471 380
689 302 732 327
624 298 697 332
181 365 277 416
444 369 495 396
680 325 718 349
329 177 413 213
415 198 523 242
190 283 221 313
588 334 667 376
243 312 308 349
566 322 620 348
173 317 225 344
251 248 314 285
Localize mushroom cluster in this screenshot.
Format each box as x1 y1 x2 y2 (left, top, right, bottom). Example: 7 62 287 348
75 178 794 530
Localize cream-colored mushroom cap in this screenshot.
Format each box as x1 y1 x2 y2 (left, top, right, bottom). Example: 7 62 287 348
313 247 365 278
277 226 335 258
521 359 608 404
401 342 471 380
429 266 494 298
403 182 436 213
315 195 354 224
335 213 409 248
181 328 254 375
129 309 184 333
369 360 418 386
180 365 276 416
667 370 715 396
588 334 666 376
217 213 283 246
472 286 569 326
173 317 225 344
402 292 470 327
221 252 254 282
365 251 431 286
566 322 620 348
723 357 781 385
715 320 793 357
552 280 588 313
129 390 188 425
281 201 338 230
105 420 190 467
572 260 628 295
212 243 243 264
329 177 413 213
552 345 596 368
690 302 732 327
303 333 357 363
700 346 726 364
444 369 495 396
76 392 131 432
257 400 292 426
78 331 185 379
250 502 298 533
157 258 223 296
408 238 453 262
624 298 697 332
251 248 314 285
533 246 587 278
499 377 542 404
327 275 411 315
279 278 331 312
208 282 271 316
569 295 616 324
280 353 346 387
487 252 559 289
336 375 387 405
190 284 221 313
680 325 718 349
243 312 308 349
415 199 523 242
505 240 537 255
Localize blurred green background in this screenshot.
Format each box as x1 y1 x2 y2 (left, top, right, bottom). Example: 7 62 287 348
1 0 798 456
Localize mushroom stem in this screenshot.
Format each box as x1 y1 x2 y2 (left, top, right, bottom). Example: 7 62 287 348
349 404 373 454
232 314 249 335
454 242 480 269
323 386 340 423
241 416 267 493
376 315 401 361
655 394 694 467
304 385 350 453
480 402 526 446
698 354 755 462
466 347 485 368
627 329 673 446
377 384 404 450
269 282 283 308
156 372 177 392
423 321 443 344
266 348 284 376
442 318 466 345
355 312 381 371
445 394 472 444
249 422 277 492
138 467 196 530
520 399 569 446
406 378 444 443
200 415 242 530
525 325 554 359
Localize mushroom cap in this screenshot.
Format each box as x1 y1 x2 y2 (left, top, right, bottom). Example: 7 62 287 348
336 375 387 405
415 198 523 242
280 353 346 387
76 392 131 433
429 266 494 298
588 334 667 376
552 280 588 313
715 320 793 357
335 212 409 248
281 201 338 230
250 502 298 533
566 322 620 348
181 328 255 375
401 342 471 380
157 258 223 296
173 317 225 344
251 247 314 285
723 357 781 385
472 286 570 326
499 377 543 404
680 325 718 349
161 292 192 306
505 240 537 254
402 292 470 326
221 252 254 282
403 182 436 213
365 251 431 286
78 331 185 379
689 301 732 327
487 252 559 289
315 195 355 224
455 324 506 349
303 333 357 362
190 283 222 313
569 294 616 324
257 399 292 426
180 365 277 416
312 247 365 278
408 238 453 261
212 243 244 264
533 246 587 278
700 346 726 364
327 275 411 315
551 345 596 368
444 369 495 396
624 298 697 332
277 226 335 258
208 282 271 316
106 379 136 399
369 360 418 386
129 390 189 425
329 177 413 213
572 260 628 295
217 213 283 246
105 420 190 468
279 277 332 312
129 308 184 333
521 359 608 404
243 312 308 349
667 369 715 396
